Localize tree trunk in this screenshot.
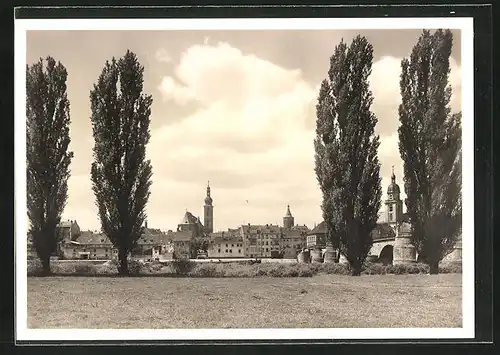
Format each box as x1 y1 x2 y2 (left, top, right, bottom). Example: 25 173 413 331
118 248 129 276
40 254 51 276
429 259 439 274
350 259 362 276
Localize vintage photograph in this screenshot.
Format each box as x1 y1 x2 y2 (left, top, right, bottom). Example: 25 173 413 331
16 17 473 340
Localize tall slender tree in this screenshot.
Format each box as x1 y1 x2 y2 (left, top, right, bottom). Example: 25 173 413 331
398 29 462 274
26 57 73 275
314 36 382 276
90 50 153 276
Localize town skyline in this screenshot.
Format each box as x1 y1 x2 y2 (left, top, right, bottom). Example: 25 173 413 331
26 29 462 232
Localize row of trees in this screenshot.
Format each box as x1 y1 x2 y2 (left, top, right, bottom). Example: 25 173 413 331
26 29 462 276
314 29 462 275
27 51 152 275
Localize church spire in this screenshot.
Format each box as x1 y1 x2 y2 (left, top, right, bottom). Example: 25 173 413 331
385 165 402 225
204 181 214 234
283 204 294 230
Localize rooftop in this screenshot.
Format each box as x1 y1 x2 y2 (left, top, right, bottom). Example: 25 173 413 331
69 231 113 245
166 231 192 242
308 221 327 235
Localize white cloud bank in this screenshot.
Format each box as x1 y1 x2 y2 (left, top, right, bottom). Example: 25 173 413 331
151 42 321 230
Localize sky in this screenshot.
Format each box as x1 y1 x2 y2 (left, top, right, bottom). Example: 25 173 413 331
26 29 462 233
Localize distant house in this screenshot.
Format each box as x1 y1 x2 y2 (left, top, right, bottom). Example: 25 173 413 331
61 231 116 260
208 231 244 259
166 231 192 259
280 226 308 258
240 224 282 258
152 242 174 261
306 221 327 249
134 226 168 256
206 215 309 259
177 211 206 239
27 219 82 259
57 219 81 241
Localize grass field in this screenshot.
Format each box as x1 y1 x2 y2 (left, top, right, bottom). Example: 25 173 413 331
27 273 462 329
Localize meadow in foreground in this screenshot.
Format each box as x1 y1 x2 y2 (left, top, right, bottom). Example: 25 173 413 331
28 273 461 329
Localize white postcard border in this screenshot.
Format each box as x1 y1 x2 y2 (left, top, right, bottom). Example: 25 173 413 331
15 16 475 341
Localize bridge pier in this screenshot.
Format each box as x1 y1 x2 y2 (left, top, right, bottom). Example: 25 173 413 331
323 241 337 263
393 235 416 265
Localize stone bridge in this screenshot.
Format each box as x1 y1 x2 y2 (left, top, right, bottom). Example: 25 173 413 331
369 238 396 264
369 237 436 265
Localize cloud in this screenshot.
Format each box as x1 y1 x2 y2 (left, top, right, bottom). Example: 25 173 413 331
149 41 322 230
155 41 317 154
155 48 172 63
60 39 463 232
147 42 464 230
158 76 195 105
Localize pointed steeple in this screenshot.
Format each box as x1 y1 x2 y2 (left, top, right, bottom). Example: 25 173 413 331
285 204 292 217
203 181 214 233
204 181 213 205
391 165 396 183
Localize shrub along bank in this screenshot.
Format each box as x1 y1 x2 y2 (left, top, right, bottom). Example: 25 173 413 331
27 259 462 277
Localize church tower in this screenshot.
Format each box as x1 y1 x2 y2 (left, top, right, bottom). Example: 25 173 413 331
283 205 294 230
385 167 403 227
203 181 214 234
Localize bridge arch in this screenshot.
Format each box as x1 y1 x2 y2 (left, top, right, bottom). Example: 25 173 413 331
369 239 395 261
378 245 394 265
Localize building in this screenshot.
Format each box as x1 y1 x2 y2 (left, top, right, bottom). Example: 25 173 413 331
207 229 244 258
205 205 308 259
280 227 308 258
306 221 327 249
152 241 174 261
279 206 308 257
133 224 168 257
58 219 81 241
47 184 317 261
174 182 214 238
61 231 116 260
177 211 205 239
167 230 193 259
27 220 82 259
204 181 214 234
310 168 462 265
369 169 414 264
309 170 411 262
283 205 294 230
241 223 282 258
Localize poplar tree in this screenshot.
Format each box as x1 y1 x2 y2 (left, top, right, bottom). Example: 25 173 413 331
398 29 462 274
26 57 73 275
90 50 153 276
314 36 382 276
